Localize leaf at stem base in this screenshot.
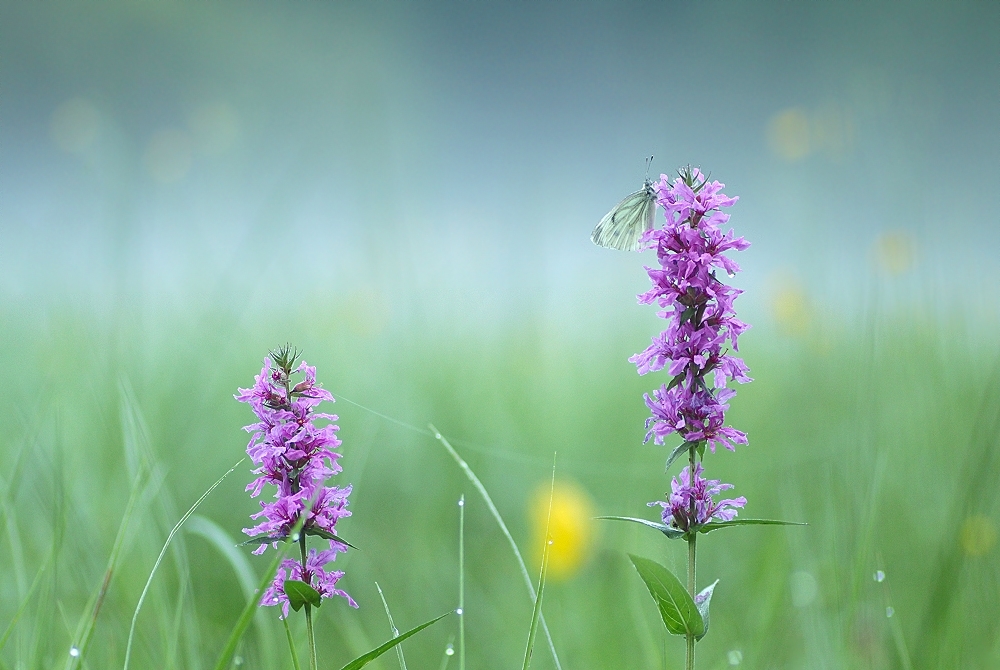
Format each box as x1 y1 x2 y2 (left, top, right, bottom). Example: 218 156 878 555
628 554 704 638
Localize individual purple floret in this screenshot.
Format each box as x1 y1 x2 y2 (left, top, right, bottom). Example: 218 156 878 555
236 345 355 613
629 167 751 453
262 546 358 619
648 463 746 532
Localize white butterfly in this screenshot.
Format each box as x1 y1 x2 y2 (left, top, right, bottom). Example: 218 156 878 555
591 158 658 252
590 180 656 252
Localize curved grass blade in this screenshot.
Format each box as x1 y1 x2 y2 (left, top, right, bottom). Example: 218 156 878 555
186 514 277 667
429 424 563 670
212 512 308 670
696 519 807 534
521 457 555 670
65 465 147 670
283 617 303 670
628 554 704 638
339 612 450 670
457 495 465 670
596 515 685 539
123 458 244 670
376 582 407 670
0 548 52 653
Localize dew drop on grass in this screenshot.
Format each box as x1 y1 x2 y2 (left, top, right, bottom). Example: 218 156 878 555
886 606 895 618
445 644 455 656
69 647 80 658
727 650 743 665
874 570 885 582
458 499 464 507
456 608 463 615
234 656 244 665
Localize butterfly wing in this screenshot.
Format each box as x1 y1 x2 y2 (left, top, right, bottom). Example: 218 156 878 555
591 180 656 252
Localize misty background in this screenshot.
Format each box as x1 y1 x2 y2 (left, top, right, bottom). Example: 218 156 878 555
2 2 1000 669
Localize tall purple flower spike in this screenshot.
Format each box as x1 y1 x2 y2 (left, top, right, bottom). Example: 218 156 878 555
236 350 357 616
629 167 752 454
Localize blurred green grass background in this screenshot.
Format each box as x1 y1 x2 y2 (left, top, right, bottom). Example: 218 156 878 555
3 1 1000 668
2 296 999 669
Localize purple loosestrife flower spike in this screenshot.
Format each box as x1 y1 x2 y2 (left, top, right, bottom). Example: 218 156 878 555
629 167 752 454
236 346 357 614
647 463 746 532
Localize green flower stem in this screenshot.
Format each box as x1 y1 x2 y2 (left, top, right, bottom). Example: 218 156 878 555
686 447 697 670
300 531 318 670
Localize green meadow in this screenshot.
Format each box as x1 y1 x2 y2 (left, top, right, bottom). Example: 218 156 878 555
1 293 997 669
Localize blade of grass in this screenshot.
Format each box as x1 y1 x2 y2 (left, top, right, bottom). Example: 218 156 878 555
338 612 451 670
283 617 303 670
212 509 310 670
64 464 147 670
429 424 563 670
123 457 245 670
521 456 555 670
0 548 52 653
375 582 407 670
186 513 276 666
458 495 465 670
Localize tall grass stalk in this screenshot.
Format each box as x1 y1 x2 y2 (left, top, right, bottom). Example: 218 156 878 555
283 617 303 670
375 582 407 670
520 456 555 670
458 495 465 670
64 464 147 670
123 457 245 670
429 423 563 670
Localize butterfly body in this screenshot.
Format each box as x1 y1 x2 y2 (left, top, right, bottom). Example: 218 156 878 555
591 178 657 252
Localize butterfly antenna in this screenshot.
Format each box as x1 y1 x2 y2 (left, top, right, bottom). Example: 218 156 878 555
645 155 654 179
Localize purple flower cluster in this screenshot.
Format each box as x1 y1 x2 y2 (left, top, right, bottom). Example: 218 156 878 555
648 463 746 532
236 350 356 616
630 168 752 453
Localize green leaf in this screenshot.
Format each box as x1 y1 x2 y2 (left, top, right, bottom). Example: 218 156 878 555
697 519 807 534
339 612 450 670
284 580 322 612
595 516 684 539
664 441 699 472
628 554 704 638
306 526 358 549
696 442 706 459
665 372 686 392
694 580 719 641
239 528 357 550
239 535 284 547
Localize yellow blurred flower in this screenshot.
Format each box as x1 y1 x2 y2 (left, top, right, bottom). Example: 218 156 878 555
769 275 811 337
960 515 997 557
767 104 854 162
767 108 811 161
529 479 595 580
874 231 917 275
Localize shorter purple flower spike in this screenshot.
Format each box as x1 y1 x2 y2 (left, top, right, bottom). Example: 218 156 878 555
648 463 746 532
236 348 355 613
